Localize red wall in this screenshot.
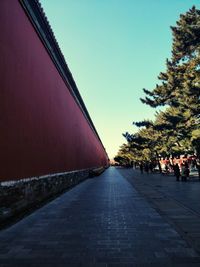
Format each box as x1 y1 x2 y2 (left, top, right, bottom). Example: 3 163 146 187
0 0 108 181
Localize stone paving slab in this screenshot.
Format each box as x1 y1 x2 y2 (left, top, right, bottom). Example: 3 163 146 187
0 167 200 266
118 167 200 257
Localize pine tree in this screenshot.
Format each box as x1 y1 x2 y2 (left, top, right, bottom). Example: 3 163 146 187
140 6 200 156
141 7 200 114
115 6 200 162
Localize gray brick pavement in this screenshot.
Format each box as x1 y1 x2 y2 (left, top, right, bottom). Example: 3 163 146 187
118 167 200 259
0 167 200 266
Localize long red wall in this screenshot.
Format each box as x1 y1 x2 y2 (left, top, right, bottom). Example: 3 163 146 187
0 0 108 181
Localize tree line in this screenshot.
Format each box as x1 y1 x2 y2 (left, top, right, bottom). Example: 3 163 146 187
114 6 200 167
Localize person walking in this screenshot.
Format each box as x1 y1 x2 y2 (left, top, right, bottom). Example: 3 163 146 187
181 162 186 181
144 162 149 174
184 162 190 180
149 162 153 173
196 160 200 180
174 163 181 181
165 164 169 175
139 162 144 174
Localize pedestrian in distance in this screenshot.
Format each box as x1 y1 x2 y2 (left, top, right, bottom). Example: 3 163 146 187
181 162 187 181
196 160 200 180
134 162 137 169
184 162 190 180
149 162 153 173
144 162 149 174
174 163 180 181
198 165 200 180
165 164 169 175
139 162 144 174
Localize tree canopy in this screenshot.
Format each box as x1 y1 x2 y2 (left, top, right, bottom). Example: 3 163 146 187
115 6 200 165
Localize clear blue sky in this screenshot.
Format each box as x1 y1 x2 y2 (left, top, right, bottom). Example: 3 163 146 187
40 0 200 159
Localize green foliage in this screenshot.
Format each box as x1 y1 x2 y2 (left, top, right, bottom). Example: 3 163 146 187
140 6 200 119
115 6 200 162
191 129 200 156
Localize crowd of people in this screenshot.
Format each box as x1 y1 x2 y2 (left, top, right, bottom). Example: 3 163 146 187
137 156 200 181
138 161 156 174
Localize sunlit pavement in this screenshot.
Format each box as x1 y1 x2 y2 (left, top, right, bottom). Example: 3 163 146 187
0 167 200 266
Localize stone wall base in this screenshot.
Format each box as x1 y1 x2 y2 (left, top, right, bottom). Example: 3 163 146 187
0 167 106 228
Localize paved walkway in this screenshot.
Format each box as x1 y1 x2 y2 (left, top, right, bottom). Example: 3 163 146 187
0 167 200 266
118 167 200 258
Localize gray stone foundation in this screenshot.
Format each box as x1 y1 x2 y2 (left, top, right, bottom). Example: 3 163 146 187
0 167 106 228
